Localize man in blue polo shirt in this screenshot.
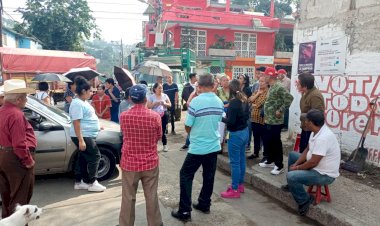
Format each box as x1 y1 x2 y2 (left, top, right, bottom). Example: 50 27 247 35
171 74 224 222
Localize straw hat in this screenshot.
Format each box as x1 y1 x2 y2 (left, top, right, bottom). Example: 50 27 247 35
3 79 35 94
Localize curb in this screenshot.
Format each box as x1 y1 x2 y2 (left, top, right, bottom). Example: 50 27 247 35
217 155 360 226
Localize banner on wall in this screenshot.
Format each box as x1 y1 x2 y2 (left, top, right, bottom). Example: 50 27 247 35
314 36 348 75
298 41 316 73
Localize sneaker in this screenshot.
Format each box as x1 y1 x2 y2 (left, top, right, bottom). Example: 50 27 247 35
192 203 210 214
258 161 275 168
171 131 177 135
171 209 191 222
180 145 188 151
221 187 240 198
298 195 315 216
245 146 251 153
88 180 106 192
228 184 245 193
74 180 89 190
163 145 169 152
270 166 285 175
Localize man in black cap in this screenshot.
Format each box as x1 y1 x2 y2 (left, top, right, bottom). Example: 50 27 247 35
119 84 163 226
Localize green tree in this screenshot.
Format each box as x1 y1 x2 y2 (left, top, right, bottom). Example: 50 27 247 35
15 0 99 51
249 0 295 18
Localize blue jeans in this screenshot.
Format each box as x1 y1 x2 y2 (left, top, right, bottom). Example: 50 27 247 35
287 152 335 205
228 127 249 190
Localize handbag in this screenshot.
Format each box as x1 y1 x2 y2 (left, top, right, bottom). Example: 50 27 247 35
175 103 182 121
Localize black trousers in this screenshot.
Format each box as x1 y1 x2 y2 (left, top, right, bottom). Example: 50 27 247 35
251 122 266 156
179 152 218 213
71 137 101 184
161 113 168 145
299 129 312 153
168 106 175 132
263 124 284 168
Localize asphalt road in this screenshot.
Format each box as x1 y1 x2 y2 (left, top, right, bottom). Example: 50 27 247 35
25 123 318 226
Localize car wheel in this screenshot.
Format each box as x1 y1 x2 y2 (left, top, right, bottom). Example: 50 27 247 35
98 147 116 181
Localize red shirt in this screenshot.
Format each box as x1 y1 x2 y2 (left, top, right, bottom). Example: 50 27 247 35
92 94 112 119
120 104 162 172
0 102 36 166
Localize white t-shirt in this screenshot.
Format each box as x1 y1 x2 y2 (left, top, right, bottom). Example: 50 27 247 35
36 91 54 105
307 125 341 178
148 93 169 116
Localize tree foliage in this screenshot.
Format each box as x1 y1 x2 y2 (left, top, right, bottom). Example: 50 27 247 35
84 40 133 76
249 0 295 18
15 0 99 51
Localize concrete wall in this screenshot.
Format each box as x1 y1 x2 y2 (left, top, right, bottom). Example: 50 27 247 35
289 0 380 166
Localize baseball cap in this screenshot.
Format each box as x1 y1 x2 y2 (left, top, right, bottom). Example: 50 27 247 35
264 67 277 77
278 69 287 74
129 84 147 103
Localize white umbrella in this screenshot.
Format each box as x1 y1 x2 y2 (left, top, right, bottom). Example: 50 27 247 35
32 73 72 83
136 60 172 77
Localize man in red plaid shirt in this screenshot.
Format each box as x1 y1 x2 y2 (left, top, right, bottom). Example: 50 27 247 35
119 84 163 226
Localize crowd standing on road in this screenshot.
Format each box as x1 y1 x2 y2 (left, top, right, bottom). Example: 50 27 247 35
0 67 343 223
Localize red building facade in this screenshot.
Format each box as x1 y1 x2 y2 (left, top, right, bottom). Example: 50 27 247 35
142 0 293 79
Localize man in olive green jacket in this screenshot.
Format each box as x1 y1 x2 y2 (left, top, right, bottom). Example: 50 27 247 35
259 67 294 175
297 72 325 153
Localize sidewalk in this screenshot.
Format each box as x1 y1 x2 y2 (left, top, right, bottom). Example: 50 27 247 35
217 151 380 226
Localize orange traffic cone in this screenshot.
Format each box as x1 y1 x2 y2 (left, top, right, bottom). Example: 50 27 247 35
293 134 301 152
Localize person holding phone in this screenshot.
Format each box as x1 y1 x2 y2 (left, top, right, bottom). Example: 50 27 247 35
147 83 172 152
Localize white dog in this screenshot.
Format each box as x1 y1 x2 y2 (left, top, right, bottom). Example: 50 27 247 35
0 204 42 226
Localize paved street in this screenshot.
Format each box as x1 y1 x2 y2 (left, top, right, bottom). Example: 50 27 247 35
28 122 318 226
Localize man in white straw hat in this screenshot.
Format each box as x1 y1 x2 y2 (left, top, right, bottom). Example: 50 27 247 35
0 79 36 218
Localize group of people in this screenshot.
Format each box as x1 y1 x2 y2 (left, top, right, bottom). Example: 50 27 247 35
64 78 121 123
0 67 342 225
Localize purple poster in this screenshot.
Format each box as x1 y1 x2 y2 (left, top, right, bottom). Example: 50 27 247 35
298 42 316 73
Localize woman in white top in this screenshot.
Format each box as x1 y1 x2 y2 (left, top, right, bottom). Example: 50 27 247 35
36 82 51 105
147 82 171 152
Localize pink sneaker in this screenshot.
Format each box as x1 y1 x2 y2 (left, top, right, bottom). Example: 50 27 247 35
228 184 245 193
221 187 240 198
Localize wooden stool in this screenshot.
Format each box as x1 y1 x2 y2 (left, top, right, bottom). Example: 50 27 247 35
307 185 331 205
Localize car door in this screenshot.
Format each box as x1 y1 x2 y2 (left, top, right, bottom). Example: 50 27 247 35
24 107 68 174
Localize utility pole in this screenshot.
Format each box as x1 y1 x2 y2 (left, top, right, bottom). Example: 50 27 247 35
0 0 3 47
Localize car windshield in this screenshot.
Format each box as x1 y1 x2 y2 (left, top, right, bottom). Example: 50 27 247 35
27 96 71 124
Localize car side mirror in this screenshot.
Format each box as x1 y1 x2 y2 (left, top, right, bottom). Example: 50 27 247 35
39 121 62 131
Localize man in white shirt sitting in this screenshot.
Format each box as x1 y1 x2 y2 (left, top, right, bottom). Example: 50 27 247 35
282 109 341 216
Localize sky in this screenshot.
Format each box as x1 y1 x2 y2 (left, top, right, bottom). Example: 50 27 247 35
2 0 149 45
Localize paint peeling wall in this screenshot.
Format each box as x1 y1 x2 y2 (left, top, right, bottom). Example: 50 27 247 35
289 0 380 166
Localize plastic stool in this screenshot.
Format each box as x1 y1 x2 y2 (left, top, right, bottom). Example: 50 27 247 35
307 185 331 205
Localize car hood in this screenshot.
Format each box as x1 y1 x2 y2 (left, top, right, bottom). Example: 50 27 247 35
99 119 120 133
